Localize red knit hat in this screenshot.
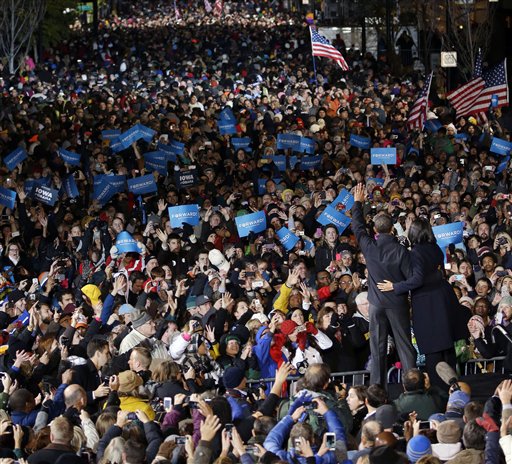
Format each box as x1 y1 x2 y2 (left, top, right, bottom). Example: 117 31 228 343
280 320 297 336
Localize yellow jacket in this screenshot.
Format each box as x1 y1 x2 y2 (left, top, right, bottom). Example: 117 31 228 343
119 396 155 421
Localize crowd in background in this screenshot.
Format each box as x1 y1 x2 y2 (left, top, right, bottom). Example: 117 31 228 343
0 0 511 463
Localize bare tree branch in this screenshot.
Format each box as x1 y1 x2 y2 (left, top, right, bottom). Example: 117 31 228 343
0 0 47 74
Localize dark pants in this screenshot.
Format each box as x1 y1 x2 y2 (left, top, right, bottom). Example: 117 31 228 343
424 348 457 389
369 303 416 386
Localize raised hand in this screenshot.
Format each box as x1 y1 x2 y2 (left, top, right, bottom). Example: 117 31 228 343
353 183 366 203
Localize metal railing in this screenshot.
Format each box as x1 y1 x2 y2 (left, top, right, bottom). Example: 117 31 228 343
463 356 506 376
246 357 508 389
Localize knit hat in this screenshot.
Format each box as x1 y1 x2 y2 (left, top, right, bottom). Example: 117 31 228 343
196 295 211 306
369 446 402 464
447 390 470 411
437 420 462 444
223 366 246 389
8 289 25 304
132 311 153 329
185 296 197 310
280 320 297 336
407 435 432 463
375 404 398 429
119 303 136 315
118 370 143 393
81 284 102 307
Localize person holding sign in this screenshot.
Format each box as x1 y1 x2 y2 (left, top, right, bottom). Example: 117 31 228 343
376 218 469 387
351 183 416 386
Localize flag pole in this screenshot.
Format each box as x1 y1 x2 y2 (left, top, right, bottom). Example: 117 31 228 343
309 27 318 88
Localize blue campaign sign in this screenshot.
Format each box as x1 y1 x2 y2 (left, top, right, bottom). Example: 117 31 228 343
433 222 464 248
218 121 237 135
290 156 299 169
127 174 158 195
101 129 121 140
168 204 200 228
4 147 27 171
232 137 252 151
272 155 287 171
277 134 301 151
137 124 156 142
31 185 58 206
276 226 299 251
454 133 469 141
317 205 351 234
371 147 397 165
174 169 198 190
116 231 142 254
299 137 315 154
63 175 79 198
496 156 510 174
332 188 354 212
235 210 267 237
93 178 115 203
367 177 385 186
144 151 168 176
491 94 499 108
257 178 267 195
0 187 16 209
349 134 371 149
170 140 185 156
300 155 322 170
304 239 314 252
220 107 236 122
58 148 81 166
490 137 512 156
424 119 442 132
157 143 178 163
106 175 127 194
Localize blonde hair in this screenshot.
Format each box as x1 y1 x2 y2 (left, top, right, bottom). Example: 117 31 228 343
100 436 125 464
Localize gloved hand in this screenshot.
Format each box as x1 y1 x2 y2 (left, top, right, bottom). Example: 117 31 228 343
476 412 499 433
305 322 318 335
288 392 313 416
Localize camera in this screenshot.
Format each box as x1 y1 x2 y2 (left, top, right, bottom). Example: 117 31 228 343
174 436 187 445
127 413 138 420
498 237 508 246
296 360 309 375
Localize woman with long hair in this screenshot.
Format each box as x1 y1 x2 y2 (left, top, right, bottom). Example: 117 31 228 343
377 218 469 386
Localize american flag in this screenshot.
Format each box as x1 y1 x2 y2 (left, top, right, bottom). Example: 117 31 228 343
309 27 349 71
447 58 508 116
407 72 433 130
214 0 223 16
204 0 212 13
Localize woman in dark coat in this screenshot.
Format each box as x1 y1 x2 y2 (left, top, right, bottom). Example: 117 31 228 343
377 218 469 387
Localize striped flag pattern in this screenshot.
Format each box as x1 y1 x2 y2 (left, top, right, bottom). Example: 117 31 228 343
214 0 223 16
407 72 433 130
309 27 349 71
447 57 508 116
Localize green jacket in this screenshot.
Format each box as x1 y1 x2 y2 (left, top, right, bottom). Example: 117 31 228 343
393 390 445 421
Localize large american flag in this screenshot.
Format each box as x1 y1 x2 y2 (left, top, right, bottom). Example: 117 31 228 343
309 27 349 71
447 58 508 116
214 0 223 16
407 72 433 130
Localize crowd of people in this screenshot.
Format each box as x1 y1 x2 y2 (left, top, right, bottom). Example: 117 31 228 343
0 0 511 463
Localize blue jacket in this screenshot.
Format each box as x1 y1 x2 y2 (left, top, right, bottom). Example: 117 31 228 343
263 410 346 464
253 326 278 380
11 409 39 427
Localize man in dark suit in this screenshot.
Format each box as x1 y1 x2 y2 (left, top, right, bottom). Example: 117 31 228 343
352 183 416 385
71 338 111 413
